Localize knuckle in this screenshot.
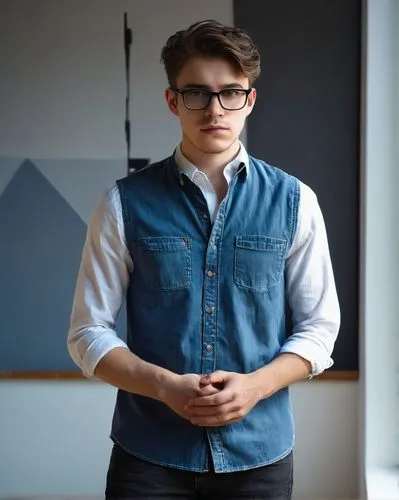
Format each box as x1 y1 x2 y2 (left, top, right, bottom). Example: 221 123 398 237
236 408 245 419
232 401 241 412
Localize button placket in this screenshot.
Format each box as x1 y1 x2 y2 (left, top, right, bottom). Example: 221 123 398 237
201 199 228 373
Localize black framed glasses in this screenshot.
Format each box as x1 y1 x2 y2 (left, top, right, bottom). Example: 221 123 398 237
173 88 253 111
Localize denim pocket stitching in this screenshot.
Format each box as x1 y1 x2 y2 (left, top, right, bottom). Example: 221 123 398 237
134 236 191 291
234 235 287 292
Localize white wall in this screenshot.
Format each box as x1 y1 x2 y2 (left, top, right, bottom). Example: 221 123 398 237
0 1 359 499
362 0 399 498
363 0 398 468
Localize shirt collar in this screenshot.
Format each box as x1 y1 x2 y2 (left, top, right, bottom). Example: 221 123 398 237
174 141 249 183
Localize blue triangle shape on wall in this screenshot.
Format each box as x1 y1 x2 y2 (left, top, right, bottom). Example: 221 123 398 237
0 159 126 373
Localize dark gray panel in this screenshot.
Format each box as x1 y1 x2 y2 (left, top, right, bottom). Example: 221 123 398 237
234 0 360 371
0 160 126 372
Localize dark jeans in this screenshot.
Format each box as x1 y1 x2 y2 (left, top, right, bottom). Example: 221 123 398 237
105 443 293 499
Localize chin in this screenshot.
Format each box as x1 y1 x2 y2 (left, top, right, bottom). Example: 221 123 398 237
197 136 236 155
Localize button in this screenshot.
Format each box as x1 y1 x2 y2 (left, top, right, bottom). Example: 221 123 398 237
202 213 209 220
211 237 218 248
205 306 214 314
206 270 214 278
205 344 213 352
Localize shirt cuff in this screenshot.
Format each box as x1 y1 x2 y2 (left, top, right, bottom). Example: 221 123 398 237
279 340 334 377
81 335 129 378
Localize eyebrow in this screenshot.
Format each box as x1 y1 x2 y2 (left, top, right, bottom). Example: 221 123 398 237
181 83 246 90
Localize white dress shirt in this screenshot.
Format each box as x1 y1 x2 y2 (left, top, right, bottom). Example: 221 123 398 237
68 144 340 378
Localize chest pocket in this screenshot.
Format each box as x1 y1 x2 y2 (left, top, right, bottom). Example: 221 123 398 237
234 235 287 292
133 236 191 291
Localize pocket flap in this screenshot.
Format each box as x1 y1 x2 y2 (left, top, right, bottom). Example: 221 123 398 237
235 235 287 252
135 236 190 252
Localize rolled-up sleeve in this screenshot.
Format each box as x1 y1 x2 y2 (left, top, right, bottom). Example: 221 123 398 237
67 185 133 378
280 182 340 376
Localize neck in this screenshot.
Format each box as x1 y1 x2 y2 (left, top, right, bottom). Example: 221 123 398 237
180 138 240 180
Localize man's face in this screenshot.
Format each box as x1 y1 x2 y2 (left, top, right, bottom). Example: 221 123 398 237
165 57 256 157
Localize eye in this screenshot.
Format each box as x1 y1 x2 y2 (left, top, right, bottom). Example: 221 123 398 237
221 89 242 98
186 89 208 98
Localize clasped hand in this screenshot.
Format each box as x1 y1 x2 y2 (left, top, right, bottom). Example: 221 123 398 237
177 371 261 427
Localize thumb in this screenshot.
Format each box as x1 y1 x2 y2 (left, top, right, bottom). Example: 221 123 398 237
200 370 227 386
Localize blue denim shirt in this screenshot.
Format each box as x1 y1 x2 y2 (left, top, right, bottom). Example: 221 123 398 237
111 154 299 473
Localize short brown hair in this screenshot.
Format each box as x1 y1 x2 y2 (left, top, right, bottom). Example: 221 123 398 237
160 20 261 87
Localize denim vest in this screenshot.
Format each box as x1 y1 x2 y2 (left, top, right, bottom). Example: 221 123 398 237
111 154 300 473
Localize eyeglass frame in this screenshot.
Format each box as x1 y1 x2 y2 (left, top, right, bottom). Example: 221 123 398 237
172 87 253 111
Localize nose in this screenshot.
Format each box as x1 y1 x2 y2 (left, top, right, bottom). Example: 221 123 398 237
204 94 224 118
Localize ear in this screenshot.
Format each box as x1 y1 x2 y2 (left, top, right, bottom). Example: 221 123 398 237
245 88 257 117
165 88 179 116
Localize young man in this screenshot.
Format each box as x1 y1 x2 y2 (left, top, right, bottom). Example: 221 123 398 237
68 20 340 499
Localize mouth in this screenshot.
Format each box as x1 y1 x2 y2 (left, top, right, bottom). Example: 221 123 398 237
200 126 229 133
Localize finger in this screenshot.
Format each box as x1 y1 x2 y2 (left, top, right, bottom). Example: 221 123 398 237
186 401 238 418
191 409 245 427
186 390 234 408
196 383 226 398
195 383 220 397
199 370 228 386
